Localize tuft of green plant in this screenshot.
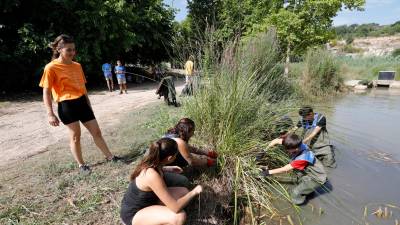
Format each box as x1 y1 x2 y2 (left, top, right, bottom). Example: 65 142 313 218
343 44 363 53
182 31 302 224
301 48 343 97
392 48 400 58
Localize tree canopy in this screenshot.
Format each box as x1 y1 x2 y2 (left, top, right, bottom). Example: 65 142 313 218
182 0 365 58
0 0 175 92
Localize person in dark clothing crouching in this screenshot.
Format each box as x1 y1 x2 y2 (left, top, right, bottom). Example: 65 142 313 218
120 138 202 225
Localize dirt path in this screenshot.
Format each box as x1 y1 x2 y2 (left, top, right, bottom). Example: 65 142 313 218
0 81 184 168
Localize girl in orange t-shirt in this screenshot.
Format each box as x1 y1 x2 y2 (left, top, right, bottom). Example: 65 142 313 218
39 34 121 174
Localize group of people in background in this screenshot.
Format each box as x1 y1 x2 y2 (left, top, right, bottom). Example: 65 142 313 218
102 60 128 94
39 34 335 224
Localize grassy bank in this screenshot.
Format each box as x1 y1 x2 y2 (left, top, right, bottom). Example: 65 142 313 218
291 55 400 83
338 56 400 81
0 103 183 225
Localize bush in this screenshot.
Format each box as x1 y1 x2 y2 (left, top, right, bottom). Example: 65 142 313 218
346 35 354 44
392 48 400 57
183 31 298 223
301 48 342 96
343 44 363 53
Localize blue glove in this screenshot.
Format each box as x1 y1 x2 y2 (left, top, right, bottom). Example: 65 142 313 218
259 167 270 177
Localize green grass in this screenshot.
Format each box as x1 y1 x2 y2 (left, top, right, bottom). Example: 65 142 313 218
338 56 400 81
182 31 304 224
0 103 183 225
300 48 343 97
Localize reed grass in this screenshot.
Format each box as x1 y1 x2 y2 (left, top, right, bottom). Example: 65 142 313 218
181 31 302 224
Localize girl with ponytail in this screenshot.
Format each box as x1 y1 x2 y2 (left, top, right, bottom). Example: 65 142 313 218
164 118 218 168
39 34 121 174
120 138 202 225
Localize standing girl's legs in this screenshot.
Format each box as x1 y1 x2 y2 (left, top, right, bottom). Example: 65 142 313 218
82 119 113 159
66 121 85 166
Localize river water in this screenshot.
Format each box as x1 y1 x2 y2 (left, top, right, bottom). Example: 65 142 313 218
301 88 400 225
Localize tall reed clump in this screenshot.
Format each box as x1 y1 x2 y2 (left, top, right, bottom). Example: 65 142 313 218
301 48 343 97
183 31 301 224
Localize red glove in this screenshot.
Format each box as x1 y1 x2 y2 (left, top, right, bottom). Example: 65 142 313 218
207 158 216 167
207 150 218 158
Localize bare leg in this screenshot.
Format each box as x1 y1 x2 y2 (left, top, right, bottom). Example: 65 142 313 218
66 122 85 166
82 119 113 159
132 187 188 225
119 84 123 94
106 79 111 92
123 83 127 93
110 79 114 91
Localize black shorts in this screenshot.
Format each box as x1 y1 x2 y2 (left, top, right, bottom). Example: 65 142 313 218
57 95 95 125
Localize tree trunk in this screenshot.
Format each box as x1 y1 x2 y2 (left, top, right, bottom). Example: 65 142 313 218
284 43 290 77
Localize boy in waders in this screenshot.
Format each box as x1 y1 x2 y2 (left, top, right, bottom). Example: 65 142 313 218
296 106 336 168
260 134 327 205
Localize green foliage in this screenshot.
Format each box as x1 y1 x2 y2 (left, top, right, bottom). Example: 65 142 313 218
343 44 363 53
338 56 400 80
183 31 294 153
183 0 365 62
346 35 354 44
258 0 365 56
392 48 400 58
0 0 175 92
301 48 342 96
334 21 400 39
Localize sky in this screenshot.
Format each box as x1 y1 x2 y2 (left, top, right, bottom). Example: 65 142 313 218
163 0 400 26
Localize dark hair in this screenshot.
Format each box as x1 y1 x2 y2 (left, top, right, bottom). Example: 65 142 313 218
130 138 178 180
298 106 313 117
167 118 195 142
49 34 75 60
282 134 302 150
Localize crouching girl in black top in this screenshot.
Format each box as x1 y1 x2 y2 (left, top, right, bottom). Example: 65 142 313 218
120 138 203 225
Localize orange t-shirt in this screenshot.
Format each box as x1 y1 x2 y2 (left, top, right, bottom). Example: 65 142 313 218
39 60 87 102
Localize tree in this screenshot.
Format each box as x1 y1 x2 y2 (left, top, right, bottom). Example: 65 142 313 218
0 0 175 92
254 0 365 75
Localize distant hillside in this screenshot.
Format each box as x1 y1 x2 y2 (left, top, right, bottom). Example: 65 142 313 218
334 21 400 39
329 35 400 56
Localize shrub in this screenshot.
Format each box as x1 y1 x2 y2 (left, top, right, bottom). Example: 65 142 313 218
301 48 342 96
392 48 400 57
183 31 298 223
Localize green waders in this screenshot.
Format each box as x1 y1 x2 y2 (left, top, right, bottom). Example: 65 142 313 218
300 114 336 168
291 158 327 205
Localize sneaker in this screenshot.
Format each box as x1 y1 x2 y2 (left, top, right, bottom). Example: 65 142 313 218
79 164 92 175
107 155 123 162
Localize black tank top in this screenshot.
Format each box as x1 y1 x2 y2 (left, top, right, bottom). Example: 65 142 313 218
120 179 159 225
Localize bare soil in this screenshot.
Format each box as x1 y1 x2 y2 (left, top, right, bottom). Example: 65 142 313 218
0 81 184 169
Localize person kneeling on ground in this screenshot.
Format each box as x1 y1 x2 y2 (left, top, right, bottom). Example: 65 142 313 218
259 134 327 205
120 138 203 225
163 118 218 168
297 106 336 168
